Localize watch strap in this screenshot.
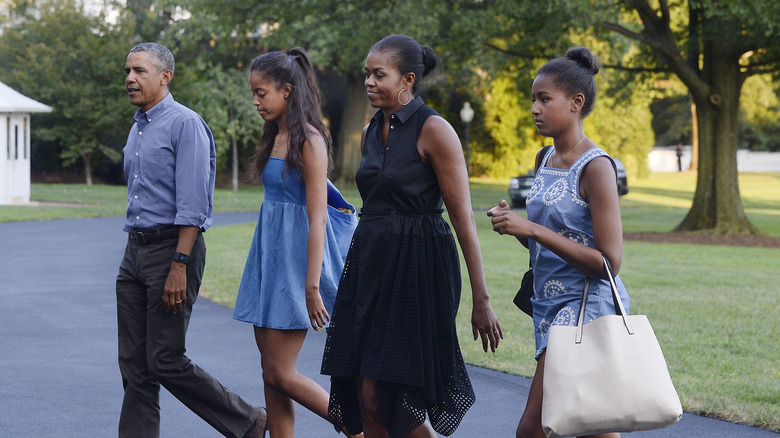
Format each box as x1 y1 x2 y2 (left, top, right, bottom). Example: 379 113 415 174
172 251 190 264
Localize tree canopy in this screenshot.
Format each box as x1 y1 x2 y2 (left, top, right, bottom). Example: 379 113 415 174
1 0 778 235
0 0 133 184
594 0 779 234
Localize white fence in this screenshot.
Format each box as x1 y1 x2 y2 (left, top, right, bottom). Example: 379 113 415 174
648 146 780 172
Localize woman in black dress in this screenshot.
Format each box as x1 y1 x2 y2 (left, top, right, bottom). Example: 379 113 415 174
321 34 502 438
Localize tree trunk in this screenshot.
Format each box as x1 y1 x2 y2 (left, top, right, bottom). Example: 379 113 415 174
689 100 698 171
83 154 92 186
674 55 759 234
231 134 239 192
333 73 371 186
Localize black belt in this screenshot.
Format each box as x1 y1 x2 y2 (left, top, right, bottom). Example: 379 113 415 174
358 208 444 218
129 226 179 245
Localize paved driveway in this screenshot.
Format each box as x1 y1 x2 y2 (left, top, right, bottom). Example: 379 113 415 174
0 215 774 437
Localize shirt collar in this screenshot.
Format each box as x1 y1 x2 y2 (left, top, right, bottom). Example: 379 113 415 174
371 96 425 125
134 92 173 125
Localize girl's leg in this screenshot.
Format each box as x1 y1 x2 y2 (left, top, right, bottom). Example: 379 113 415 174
254 327 329 438
356 377 390 438
516 352 546 438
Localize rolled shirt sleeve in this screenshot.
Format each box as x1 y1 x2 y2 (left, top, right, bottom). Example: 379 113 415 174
173 118 216 231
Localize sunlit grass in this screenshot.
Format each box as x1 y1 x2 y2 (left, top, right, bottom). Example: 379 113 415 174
1 174 778 430
455 215 780 431
197 172 779 431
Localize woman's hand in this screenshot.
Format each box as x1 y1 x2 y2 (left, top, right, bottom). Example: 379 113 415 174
472 300 503 353
305 287 330 330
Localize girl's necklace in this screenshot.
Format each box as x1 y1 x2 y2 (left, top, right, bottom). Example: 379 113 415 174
273 133 288 154
555 135 587 168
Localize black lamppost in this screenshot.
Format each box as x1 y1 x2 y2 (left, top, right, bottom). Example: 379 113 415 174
460 102 474 176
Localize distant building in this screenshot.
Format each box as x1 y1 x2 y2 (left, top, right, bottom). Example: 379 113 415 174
648 145 780 173
0 81 52 204
1 0 106 33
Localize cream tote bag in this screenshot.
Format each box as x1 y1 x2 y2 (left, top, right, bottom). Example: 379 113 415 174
541 254 682 437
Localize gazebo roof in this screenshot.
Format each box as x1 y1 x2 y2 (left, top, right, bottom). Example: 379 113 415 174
0 81 52 113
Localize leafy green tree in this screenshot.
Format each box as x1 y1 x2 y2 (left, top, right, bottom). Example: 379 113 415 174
584 72 655 179
650 94 692 146
479 0 779 234
738 74 780 152
0 0 134 184
478 73 540 178
593 0 779 234
185 65 263 191
166 0 496 185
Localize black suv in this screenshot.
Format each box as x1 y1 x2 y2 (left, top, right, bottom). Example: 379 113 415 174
508 158 629 208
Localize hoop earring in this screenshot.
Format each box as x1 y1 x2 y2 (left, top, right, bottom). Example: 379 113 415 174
397 88 413 106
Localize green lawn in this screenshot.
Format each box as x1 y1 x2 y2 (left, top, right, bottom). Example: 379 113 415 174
2 174 779 430
0 183 266 222
198 173 780 432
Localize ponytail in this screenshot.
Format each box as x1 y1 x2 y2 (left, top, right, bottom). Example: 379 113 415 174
247 48 332 181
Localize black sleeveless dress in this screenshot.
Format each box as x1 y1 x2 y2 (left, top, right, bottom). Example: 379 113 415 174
321 97 474 437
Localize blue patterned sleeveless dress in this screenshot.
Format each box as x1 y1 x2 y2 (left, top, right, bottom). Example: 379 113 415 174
526 146 631 359
232 157 348 329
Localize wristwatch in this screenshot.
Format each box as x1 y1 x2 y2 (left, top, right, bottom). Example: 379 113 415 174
172 251 191 265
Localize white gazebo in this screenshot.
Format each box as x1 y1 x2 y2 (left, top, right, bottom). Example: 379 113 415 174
0 81 52 204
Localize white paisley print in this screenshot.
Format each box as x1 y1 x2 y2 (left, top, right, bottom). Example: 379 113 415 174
542 179 567 205
527 176 544 203
541 280 566 298
559 229 591 246
535 306 577 357
552 306 576 326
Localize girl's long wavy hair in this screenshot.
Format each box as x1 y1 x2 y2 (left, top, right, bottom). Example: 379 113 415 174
247 48 332 181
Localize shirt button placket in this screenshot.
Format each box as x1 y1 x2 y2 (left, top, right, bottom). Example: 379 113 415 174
387 114 395 150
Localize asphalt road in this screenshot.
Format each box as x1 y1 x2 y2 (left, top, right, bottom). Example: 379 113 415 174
0 214 776 437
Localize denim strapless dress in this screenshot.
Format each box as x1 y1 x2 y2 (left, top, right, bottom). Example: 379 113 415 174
233 157 354 329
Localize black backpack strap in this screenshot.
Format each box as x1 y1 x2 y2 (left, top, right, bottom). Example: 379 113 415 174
535 145 553 172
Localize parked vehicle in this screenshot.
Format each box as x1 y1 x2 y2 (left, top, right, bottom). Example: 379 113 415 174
508 158 629 208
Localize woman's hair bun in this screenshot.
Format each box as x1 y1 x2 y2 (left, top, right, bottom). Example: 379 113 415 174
421 45 438 77
566 47 601 75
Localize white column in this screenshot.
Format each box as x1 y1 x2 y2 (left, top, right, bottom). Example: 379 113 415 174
20 115 30 203
0 114 8 204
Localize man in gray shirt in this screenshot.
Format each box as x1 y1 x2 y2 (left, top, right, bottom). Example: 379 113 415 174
116 42 266 438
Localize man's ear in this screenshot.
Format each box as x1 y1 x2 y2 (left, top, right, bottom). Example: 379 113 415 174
161 69 173 87
571 92 585 113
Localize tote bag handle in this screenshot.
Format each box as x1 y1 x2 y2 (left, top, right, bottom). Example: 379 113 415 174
575 254 634 343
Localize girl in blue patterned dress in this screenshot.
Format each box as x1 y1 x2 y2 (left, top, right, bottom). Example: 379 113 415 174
488 47 630 438
232 49 361 438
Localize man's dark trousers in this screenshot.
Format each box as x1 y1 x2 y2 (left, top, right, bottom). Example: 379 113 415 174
116 232 257 438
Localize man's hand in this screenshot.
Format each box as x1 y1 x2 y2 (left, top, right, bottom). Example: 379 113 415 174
163 262 187 312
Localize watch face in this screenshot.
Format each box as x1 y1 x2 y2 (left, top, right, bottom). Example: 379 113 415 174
174 252 189 263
